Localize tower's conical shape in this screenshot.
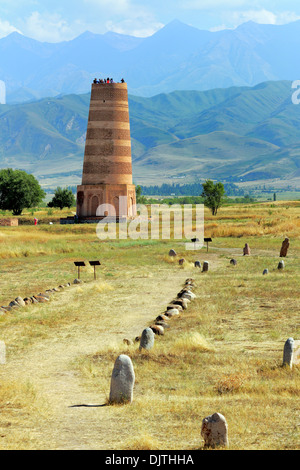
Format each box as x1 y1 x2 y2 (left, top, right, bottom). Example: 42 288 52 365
76 81 136 219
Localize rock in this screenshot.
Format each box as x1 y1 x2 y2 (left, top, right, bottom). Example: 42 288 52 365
109 354 135 404
185 278 195 285
165 308 180 317
278 260 285 270
202 261 209 272
33 295 49 303
155 320 170 328
150 324 164 335
230 259 237 266
201 412 229 448
23 297 33 305
73 279 82 284
280 237 290 257
123 338 133 346
172 298 188 310
194 261 201 268
181 292 195 301
1 306 12 312
263 269 269 275
30 297 39 304
283 337 294 368
9 300 20 308
38 292 50 299
179 258 185 265
134 336 141 343
15 297 26 307
52 288 61 292
167 304 183 312
156 314 169 322
168 249 177 257
139 327 155 351
243 243 251 256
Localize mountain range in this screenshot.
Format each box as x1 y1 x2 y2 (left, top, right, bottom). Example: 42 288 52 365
2 20 300 102
0 80 299 189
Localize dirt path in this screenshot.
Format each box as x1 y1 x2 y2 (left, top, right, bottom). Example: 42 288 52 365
1 266 194 450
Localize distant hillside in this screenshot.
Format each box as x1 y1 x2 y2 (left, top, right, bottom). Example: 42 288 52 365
3 20 300 101
0 80 299 189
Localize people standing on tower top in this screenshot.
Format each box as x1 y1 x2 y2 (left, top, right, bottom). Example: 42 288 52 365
121 78 125 83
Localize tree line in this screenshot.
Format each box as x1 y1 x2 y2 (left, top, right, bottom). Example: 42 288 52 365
0 169 75 215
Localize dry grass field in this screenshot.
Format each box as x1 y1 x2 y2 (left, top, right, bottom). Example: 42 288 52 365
0 201 299 450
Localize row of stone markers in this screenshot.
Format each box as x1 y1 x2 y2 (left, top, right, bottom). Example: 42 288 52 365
110 279 195 400
231 257 287 274
110 277 230 448
0 281 78 315
169 249 209 272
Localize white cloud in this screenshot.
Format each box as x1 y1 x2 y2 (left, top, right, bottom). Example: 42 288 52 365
182 0 249 10
23 11 75 42
231 9 300 25
211 9 300 31
0 19 22 38
106 18 164 37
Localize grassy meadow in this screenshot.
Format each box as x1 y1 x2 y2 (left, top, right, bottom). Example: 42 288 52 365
0 201 299 450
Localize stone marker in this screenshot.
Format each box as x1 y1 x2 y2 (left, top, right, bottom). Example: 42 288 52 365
181 291 196 301
195 261 201 268
165 308 180 317
280 237 290 257
283 337 295 368
169 249 177 257
123 338 133 346
202 261 209 272
156 314 169 322
109 354 135 404
139 327 155 351
263 269 269 275
167 304 183 311
15 296 26 307
172 298 189 309
150 324 164 335
155 320 170 328
278 260 284 270
230 259 237 266
243 243 251 256
201 412 229 448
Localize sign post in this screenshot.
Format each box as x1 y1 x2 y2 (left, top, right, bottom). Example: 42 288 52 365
89 261 101 280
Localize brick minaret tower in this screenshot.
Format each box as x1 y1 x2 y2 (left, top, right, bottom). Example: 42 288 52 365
76 81 136 220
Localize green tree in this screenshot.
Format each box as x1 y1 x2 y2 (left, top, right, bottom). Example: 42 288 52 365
201 180 226 215
135 185 147 204
0 168 45 215
48 187 75 210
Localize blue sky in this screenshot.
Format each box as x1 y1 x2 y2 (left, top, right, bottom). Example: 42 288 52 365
1 0 300 41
